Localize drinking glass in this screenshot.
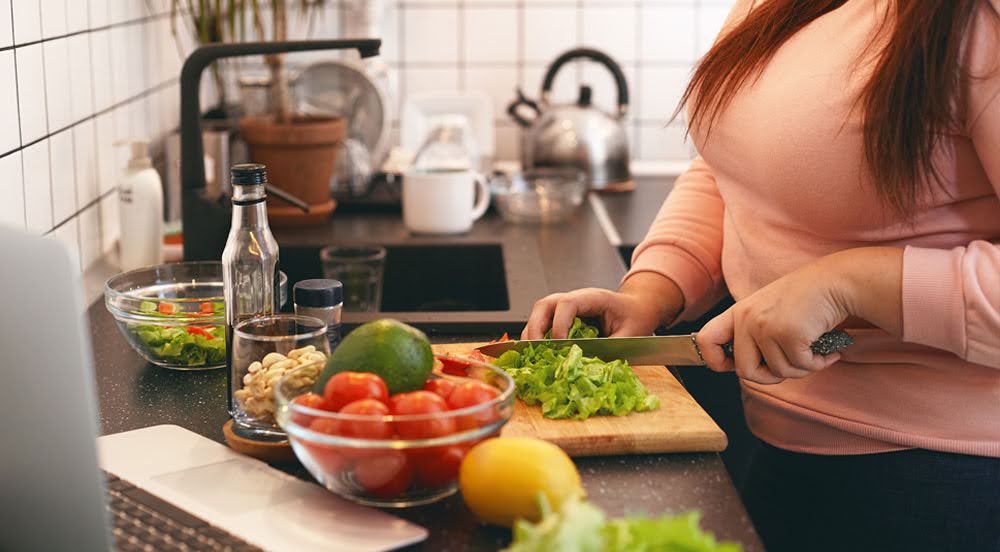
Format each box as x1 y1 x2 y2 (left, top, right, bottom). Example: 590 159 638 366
230 314 330 439
319 245 386 312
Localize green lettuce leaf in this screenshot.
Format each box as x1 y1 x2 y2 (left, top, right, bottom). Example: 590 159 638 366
133 324 226 367
504 496 742 552
494 318 659 420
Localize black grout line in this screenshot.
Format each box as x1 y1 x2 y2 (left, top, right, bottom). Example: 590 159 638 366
39 0 55 234
0 11 173 53
65 0 83 271
0 78 178 162
45 186 116 236
87 0 104 256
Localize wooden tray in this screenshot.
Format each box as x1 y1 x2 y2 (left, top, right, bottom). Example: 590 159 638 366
434 343 727 457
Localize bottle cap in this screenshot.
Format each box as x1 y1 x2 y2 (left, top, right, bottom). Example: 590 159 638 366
230 163 268 186
114 139 152 170
293 279 343 308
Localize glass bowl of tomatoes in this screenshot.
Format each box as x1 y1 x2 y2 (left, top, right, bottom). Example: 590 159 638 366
274 354 516 507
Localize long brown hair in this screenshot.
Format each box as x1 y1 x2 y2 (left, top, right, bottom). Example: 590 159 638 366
679 0 997 215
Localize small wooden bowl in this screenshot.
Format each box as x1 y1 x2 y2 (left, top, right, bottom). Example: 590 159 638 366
222 420 299 464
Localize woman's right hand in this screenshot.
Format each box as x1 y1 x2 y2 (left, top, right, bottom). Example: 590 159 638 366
521 273 686 340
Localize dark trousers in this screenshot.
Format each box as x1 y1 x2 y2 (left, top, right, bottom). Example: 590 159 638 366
741 443 1000 552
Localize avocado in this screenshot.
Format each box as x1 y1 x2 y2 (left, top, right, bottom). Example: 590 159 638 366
315 319 434 395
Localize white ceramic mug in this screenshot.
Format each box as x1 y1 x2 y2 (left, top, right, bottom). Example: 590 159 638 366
402 168 490 234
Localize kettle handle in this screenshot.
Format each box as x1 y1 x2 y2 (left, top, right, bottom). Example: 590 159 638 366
540 48 629 119
506 87 542 128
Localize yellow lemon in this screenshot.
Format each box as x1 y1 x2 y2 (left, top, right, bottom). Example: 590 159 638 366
459 437 584 527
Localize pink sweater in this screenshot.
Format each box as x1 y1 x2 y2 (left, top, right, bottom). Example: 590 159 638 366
628 0 1000 457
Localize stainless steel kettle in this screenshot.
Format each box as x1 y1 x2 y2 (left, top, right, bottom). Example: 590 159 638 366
508 48 631 190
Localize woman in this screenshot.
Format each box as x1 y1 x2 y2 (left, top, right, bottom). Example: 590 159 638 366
524 1 1000 550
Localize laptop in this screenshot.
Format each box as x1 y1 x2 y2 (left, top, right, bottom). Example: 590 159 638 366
0 227 427 551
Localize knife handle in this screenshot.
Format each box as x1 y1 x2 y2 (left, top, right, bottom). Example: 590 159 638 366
720 329 853 358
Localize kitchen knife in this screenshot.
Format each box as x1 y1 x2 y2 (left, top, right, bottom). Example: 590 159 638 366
475 330 853 366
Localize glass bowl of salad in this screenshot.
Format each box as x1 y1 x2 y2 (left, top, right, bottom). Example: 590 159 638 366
274 354 516 507
105 262 227 370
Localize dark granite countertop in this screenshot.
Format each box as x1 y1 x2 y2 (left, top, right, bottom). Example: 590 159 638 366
89 177 761 551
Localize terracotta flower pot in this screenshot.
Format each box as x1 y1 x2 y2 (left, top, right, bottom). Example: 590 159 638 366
238 115 347 226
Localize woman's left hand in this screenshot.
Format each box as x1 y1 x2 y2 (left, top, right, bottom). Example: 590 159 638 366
696 247 903 384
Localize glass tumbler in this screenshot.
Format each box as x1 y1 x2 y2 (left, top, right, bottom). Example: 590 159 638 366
230 314 330 439
319 245 386 312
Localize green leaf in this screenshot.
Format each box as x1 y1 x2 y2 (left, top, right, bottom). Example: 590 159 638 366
503 497 742 552
494 319 659 421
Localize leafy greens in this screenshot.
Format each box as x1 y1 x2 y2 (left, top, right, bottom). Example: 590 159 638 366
133 325 226 367
504 496 742 552
493 318 659 420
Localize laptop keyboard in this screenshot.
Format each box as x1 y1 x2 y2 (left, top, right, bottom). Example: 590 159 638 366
104 472 263 552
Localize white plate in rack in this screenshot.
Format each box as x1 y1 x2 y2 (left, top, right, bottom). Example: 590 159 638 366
401 92 495 159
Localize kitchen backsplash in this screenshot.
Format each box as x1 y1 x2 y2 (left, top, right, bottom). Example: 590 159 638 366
0 0 194 273
376 0 736 163
0 0 735 274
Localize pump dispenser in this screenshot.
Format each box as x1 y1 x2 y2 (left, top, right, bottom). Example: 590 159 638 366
116 139 163 271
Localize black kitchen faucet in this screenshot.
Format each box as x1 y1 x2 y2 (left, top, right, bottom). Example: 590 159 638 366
179 39 382 261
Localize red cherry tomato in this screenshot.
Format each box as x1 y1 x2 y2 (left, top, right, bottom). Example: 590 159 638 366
323 372 389 411
305 418 352 474
291 392 331 426
422 378 457 400
336 399 392 439
389 391 456 439
412 445 466 489
199 301 215 314
438 356 471 376
157 302 176 315
354 450 413 497
447 381 501 431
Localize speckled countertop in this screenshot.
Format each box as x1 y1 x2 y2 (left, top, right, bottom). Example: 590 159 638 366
89 178 762 551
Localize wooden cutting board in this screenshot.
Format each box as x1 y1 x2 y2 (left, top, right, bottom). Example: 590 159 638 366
433 343 727 457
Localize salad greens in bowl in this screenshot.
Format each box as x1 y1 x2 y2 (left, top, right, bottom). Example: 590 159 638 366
105 262 227 370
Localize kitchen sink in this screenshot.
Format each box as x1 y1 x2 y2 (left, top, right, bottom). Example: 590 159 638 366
279 243 524 333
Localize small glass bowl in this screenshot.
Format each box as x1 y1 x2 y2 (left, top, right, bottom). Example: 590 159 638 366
490 168 587 224
275 354 516 508
105 262 226 370
230 315 331 439
105 263 291 371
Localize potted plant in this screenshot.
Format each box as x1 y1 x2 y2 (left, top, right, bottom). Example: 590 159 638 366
172 1 343 226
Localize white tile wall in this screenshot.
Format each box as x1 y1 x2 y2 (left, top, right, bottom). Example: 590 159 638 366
11 0 41 45
22 139 52 232
403 7 459 63
0 0 187 272
0 151 24 228
49 128 75 223
0 0 12 47
0 0 737 275
15 44 46 143
385 0 737 163
464 7 517 63
43 37 72 130
0 51 19 154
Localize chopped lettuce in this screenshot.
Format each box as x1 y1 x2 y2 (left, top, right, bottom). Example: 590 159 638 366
132 324 226 367
505 496 742 552
545 317 600 340
494 318 659 420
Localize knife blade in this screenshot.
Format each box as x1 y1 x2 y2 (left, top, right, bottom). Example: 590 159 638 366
475 330 853 367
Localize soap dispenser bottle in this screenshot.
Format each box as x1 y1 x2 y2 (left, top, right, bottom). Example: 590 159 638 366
117 140 163 271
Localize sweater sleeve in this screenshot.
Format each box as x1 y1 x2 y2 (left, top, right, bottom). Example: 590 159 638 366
624 157 727 323
901 4 1000 368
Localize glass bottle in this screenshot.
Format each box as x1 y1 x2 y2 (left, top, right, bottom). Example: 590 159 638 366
222 163 280 436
